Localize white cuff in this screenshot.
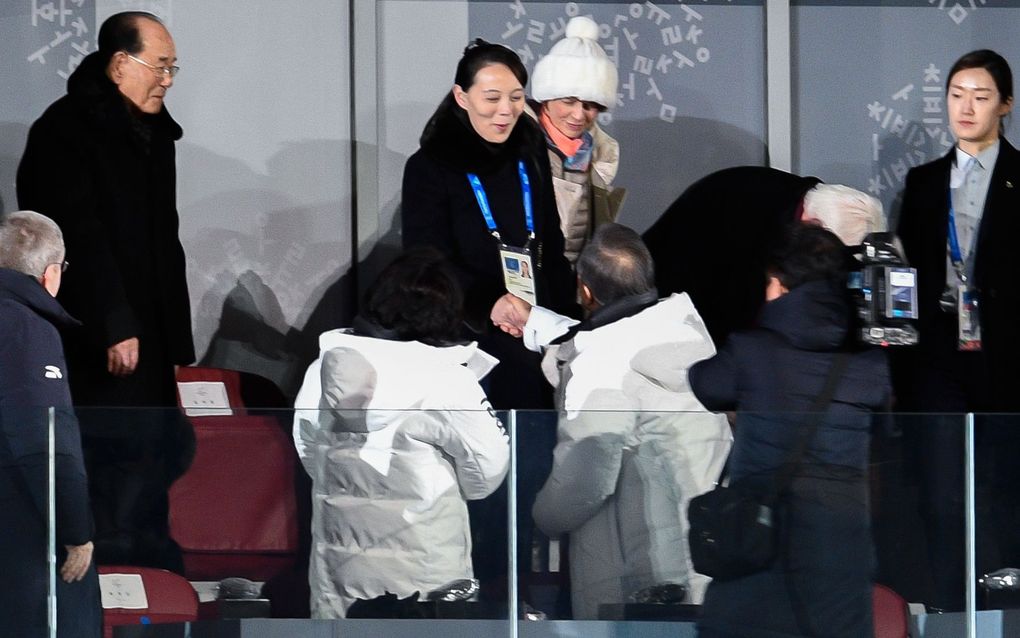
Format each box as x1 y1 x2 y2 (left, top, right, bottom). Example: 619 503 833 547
523 306 579 352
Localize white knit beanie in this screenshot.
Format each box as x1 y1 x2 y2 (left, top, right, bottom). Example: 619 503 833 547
531 16 618 110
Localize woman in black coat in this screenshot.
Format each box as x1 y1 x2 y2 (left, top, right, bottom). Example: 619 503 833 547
894 49 1020 610
690 226 891 638
402 40 576 410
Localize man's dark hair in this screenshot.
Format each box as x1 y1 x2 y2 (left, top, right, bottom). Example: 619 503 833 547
768 224 849 291
576 223 655 305
98 11 162 60
362 247 464 346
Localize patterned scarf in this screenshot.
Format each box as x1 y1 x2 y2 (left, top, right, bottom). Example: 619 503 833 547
540 108 594 172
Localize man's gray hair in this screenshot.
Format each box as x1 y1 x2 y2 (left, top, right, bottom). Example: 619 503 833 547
0 210 65 278
802 184 886 246
576 223 655 305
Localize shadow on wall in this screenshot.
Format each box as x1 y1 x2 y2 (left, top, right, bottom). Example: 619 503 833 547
197 268 354 401
608 115 766 233
811 124 952 232
878 124 951 230
358 195 406 306
0 122 30 214
180 139 354 400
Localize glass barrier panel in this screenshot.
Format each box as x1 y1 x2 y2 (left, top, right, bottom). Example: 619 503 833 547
871 412 975 636
71 406 513 637
513 408 724 635
512 409 982 637
2 407 67 638
44 403 998 638
972 413 1020 617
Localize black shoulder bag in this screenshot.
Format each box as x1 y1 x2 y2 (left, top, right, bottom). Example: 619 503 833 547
687 352 851 582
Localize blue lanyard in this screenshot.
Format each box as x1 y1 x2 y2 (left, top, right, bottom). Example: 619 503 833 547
947 191 964 266
946 190 973 286
466 160 534 245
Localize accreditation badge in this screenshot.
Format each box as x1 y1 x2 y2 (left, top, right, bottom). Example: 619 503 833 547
499 246 537 306
957 285 982 351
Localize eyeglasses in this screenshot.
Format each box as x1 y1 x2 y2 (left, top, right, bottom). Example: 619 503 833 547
44 260 69 275
126 53 180 79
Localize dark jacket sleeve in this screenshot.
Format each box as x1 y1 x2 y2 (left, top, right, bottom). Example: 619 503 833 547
688 340 739 412
0 309 93 545
17 112 140 349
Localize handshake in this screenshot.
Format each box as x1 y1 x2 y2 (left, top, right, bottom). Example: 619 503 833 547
490 293 533 338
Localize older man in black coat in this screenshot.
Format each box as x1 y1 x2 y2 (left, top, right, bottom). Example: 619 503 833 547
0 211 102 638
17 12 194 570
643 167 821 346
644 166 884 347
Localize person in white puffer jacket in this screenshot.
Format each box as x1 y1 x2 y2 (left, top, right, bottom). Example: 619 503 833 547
491 224 732 618
293 248 509 618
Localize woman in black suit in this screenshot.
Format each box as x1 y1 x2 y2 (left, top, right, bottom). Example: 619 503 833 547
401 39 576 410
895 49 1020 611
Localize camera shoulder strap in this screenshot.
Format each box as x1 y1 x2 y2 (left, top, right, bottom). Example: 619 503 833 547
771 351 852 496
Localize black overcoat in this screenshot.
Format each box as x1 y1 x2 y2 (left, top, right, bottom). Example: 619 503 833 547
643 166 821 346
17 52 195 410
401 98 576 327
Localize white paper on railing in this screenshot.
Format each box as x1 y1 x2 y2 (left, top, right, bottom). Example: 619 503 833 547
99 573 149 609
177 381 233 416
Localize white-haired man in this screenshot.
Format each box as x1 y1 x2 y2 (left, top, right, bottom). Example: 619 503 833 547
643 166 883 346
0 211 101 638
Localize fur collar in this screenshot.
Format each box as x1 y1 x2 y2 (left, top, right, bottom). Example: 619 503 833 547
419 96 543 175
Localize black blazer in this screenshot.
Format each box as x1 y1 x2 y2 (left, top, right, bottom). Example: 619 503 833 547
896 138 1020 409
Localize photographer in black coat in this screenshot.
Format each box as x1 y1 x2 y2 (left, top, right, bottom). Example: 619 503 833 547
690 225 891 638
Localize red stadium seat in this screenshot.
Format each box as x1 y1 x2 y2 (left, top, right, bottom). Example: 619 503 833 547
98 566 198 638
170 367 302 583
873 583 908 638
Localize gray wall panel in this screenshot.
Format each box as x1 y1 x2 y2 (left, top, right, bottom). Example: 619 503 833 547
793 5 1020 226
1 1 353 396
469 2 767 233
